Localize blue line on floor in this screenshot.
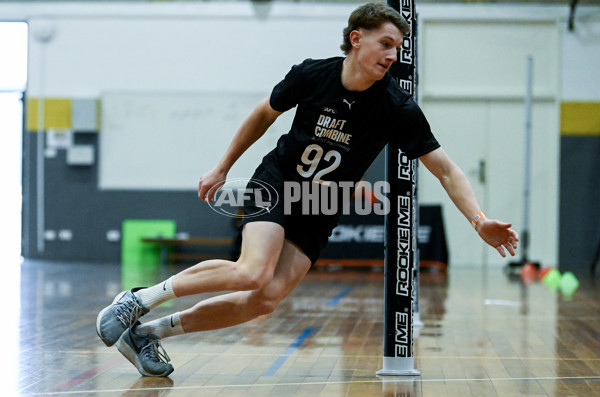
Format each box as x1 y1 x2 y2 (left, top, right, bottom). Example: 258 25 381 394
263 327 316 376
330 286 353 306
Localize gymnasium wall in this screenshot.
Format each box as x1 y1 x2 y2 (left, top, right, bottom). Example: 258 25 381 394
558 9 600 272
559 12 600 271
17 2 357 262
2 2 598 270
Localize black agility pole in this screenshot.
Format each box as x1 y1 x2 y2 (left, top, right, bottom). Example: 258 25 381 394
377 0 420 376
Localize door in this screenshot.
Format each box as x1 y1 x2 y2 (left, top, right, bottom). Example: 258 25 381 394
418 19 560 267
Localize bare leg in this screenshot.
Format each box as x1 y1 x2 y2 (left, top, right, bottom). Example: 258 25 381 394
171 222 285 296
179 239 311 332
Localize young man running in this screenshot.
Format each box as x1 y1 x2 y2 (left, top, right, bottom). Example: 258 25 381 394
97 2 518 377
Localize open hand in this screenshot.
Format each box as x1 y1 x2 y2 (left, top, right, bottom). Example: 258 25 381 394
197 168 227 203
476 219 519 257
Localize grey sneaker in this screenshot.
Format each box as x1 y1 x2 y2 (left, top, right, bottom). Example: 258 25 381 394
116 322 174 377
96 288 149 347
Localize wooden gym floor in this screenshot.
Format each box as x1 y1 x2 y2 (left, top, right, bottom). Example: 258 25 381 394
11 259 600 396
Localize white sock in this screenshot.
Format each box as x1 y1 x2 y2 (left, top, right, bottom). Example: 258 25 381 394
135 312 185 340
134 276 177 309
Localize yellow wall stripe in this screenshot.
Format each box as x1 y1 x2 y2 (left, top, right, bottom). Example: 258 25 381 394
561 101 600 137
26 98 72 131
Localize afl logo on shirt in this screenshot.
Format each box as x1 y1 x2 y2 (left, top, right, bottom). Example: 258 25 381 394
322 106 337 114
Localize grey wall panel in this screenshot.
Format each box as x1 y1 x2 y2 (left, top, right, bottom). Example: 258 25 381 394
559 136 600 273
23 133 237 262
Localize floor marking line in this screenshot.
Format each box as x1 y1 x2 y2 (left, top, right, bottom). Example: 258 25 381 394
49 350 600 362
262 327 316 376
329 286 353 306
22 375 600 395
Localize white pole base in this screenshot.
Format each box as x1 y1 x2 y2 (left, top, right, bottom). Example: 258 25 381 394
376 357 421 376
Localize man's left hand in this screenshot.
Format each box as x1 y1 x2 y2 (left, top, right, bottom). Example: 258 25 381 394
476 219 519 257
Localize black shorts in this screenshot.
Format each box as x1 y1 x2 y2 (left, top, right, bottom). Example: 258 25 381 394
238 164 338 265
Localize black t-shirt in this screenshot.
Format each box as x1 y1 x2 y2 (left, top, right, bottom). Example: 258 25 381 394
260 57 440 185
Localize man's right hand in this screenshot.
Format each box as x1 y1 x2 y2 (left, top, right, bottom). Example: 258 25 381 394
197 168 227 203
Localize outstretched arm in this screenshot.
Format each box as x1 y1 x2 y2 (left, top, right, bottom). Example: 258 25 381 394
198 96 282 202
419 148 519 257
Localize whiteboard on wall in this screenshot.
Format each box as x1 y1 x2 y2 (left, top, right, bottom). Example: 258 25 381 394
99 92 294 190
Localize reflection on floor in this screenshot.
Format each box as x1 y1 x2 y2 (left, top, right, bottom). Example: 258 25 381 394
13 259 600 396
